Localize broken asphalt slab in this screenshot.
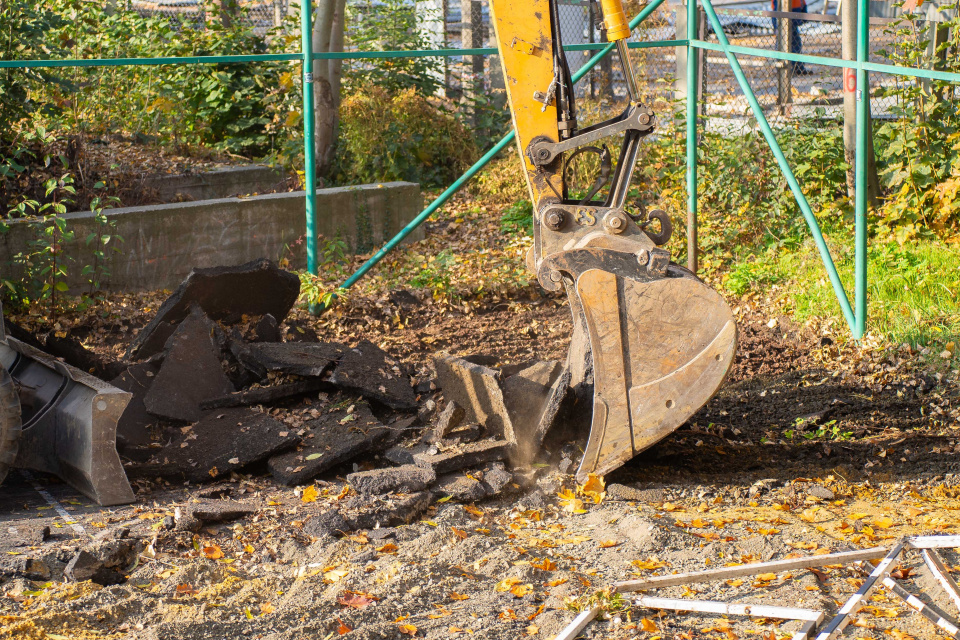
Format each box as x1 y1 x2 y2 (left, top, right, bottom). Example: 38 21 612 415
127 258 300 360
413 439 514 475
433 353 514 442
331 340 417 411
111 359 162 451
268 402 390 486
158 408 300 482
347 465 435 495
305 491 434 536
236 342 344 378
502 360 570 466
143 306 234 423
199 378 332 410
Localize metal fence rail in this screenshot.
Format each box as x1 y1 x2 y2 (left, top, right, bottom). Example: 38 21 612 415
1 0 958 338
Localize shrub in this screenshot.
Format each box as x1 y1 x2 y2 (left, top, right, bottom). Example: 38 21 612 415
334 86 477 186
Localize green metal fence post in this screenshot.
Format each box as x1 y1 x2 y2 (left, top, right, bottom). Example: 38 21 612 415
686 0 699 273
301 0 319 308
699 0 859 334
853 0 869 339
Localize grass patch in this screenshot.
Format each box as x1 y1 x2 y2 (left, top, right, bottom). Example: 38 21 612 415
729 228 960 350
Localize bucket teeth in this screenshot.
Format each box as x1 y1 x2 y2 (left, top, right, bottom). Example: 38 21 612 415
547 251 737 483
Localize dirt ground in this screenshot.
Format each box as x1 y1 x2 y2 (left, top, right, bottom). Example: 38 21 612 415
2 292 960 640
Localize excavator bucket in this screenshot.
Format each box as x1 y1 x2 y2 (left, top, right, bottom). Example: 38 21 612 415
489 0 738 480
0 304 135 506
566 265 735 481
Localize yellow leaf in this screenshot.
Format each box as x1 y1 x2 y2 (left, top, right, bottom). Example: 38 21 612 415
578 474 606 504
755 573 777 581
324 568 350 583
690 518 707 528
800 508 819 522
526 623 539 635
848 512 869 520
260 602 275 614
510 583 533 598
546 578 568 587
632 559 668 571
532 558 556 571
449 592 470 600
725 579 744 587
758 528 780 536
301 485 319 503
495 577 521 592
377 542 399 554
599 540 620 548
641 618 659 632
398 623 418 636
873 515 895 529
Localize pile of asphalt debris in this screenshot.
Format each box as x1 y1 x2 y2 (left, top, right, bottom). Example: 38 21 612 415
3 259 584 585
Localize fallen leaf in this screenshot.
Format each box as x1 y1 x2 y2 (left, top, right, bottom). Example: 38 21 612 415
641 618 659 632
449 592 470 600
202 544 223 560
337 619 352 635
725 579 744 587
526 623 539 635
873 515 895 529
338 592 377 608
599 540 620 548
175 583 197 595
510 583 533 598
451 527 468 540
398 623 418 636
578 473 606 504
532 558 556 571
546 578 568 587
260 602 275 614
496 577 521 592
528 604 545 620
377 543 399 554
301 485 319 503
324 568 350 583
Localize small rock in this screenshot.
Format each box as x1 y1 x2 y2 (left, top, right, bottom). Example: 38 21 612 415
64 550 101 583
253 314 282 342
557 457 575 475
367 527 397 540
805 484 835 500
18 557 53 581
175 516 202 533
161 516 175 530
347 465 436 495
480 462 513 495
442 423 482 446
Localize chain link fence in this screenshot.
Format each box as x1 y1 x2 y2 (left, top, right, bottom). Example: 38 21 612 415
122 0 954 132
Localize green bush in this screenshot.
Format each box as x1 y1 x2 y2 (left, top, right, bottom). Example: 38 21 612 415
334 86 477 186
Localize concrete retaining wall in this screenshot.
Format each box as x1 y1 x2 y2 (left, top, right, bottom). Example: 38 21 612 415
141 165 288 202
1 182 422 293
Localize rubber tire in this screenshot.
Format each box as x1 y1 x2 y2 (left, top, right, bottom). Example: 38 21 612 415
0 366 22 486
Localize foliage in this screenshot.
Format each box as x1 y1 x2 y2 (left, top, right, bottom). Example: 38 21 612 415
499 199 533 236
874 0 960 240
343 0 444 96
472 155 528 204
335 86 476 186
408 248 455 298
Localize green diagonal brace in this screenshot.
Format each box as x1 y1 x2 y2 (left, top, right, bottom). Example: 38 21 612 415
699 0 862 337
332 0 669 299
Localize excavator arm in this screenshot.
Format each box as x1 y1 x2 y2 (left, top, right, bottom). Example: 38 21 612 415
489 0 738 482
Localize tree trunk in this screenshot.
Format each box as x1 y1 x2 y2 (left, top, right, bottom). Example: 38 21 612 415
220 0 239 28
329 0 347 142
312 0 343 177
